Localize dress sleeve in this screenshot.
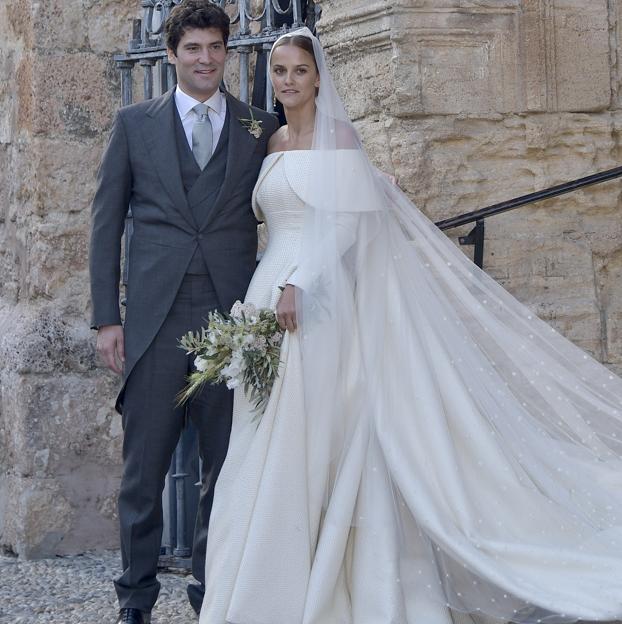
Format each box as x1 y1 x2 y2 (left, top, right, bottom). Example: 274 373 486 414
286 212 359 292
283 150 373 293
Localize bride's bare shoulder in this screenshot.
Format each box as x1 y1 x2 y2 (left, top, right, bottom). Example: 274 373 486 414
267 125 288 154
266 121 359 154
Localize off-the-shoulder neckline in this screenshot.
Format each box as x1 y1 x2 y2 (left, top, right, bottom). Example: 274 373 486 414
266 148 360 156
266 149 307 156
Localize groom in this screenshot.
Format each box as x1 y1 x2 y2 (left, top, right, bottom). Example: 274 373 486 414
89 2 278 622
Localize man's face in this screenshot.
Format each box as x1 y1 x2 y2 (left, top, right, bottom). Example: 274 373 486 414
167 27 227 101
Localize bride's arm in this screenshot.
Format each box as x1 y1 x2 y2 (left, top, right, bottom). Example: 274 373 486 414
285 211 359 292
276 149 381 328
276 210 360 332
276 284 297 332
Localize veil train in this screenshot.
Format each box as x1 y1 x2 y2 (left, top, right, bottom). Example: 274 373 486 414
288 26 622 623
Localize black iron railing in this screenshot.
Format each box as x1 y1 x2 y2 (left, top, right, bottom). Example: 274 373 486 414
436 165 622 268
114 0 319 110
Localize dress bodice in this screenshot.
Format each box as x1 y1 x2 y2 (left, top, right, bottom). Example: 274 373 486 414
245 151 308 309
255 152 306 240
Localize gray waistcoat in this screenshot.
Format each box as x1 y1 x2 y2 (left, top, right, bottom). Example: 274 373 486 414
173 108 231 274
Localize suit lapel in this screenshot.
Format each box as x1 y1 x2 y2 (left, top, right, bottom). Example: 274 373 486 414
142 89 197 229
197 92 259 231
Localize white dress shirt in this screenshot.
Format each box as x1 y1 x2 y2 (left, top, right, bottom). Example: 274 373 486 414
174 86 227 156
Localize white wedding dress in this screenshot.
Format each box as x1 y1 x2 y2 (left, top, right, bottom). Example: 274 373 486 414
199 148 622 624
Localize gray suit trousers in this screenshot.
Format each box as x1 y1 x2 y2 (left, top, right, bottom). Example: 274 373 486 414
114 274 232 611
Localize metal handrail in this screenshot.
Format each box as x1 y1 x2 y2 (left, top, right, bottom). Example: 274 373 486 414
434 165 622 269
435 165 622 231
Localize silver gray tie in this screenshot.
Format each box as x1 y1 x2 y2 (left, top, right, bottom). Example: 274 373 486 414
192 103 213 170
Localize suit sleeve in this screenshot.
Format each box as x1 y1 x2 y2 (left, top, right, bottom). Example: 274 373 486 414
89 110 132 329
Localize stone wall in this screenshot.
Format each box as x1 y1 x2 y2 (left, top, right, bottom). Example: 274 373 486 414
0 0 137 558
0 0 621 558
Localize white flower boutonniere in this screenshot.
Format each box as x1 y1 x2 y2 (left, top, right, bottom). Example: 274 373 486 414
239 107 263 139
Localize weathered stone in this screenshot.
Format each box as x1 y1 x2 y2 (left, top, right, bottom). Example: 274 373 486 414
1 469 120 558
30 0 89 52
0 0 126 558
0 304 121 557
551 0 611 112
593 246 622 374
29 53 119 138
320 0 613 115
85 0 140 54
3 477 73 559
0 50 17 144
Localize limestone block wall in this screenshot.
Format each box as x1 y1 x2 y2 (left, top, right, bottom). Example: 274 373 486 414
0 0 621 558
317 0 622 374
0 0 137 558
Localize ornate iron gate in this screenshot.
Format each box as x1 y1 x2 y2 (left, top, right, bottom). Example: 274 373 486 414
114 0 319 568
116 0 319 110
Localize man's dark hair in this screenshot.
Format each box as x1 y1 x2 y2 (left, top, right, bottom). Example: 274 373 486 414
165 0 230 53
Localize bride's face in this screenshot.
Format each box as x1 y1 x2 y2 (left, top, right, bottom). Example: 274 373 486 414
270 44 320 109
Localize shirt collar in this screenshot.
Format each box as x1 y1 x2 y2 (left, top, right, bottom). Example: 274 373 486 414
175 85 225 118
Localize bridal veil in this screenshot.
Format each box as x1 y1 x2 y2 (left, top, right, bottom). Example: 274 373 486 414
270 28 622 623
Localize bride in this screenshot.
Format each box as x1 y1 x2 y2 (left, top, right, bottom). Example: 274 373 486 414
200 28 622 624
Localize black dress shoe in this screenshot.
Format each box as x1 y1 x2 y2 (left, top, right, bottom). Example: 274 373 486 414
115 608 151 624
187 583 205 616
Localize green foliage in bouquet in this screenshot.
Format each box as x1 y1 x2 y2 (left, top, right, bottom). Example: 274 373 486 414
178 301 284 418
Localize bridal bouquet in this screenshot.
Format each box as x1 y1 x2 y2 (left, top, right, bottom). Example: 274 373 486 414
178 301 283 416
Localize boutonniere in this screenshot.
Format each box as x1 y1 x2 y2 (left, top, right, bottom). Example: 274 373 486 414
239 107 263 139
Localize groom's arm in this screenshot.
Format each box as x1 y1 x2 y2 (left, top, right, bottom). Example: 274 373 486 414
89 110 132 331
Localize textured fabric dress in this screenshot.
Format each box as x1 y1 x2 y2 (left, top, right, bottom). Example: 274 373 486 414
199 150 622 624
200 151 320 624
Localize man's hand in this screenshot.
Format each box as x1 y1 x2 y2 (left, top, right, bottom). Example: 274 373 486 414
276 284 297 332
97 324 125 375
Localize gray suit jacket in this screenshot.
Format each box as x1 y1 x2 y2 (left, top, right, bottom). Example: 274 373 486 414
89 89 279 403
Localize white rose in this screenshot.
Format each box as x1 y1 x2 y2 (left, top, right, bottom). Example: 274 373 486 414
242 303 258 318
195 356 209 372
230 300 244 319
253 335 267 350
222 351 244 379
226 377 241 390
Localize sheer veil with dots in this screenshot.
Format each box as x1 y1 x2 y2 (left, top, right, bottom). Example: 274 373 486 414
269 27 622 623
